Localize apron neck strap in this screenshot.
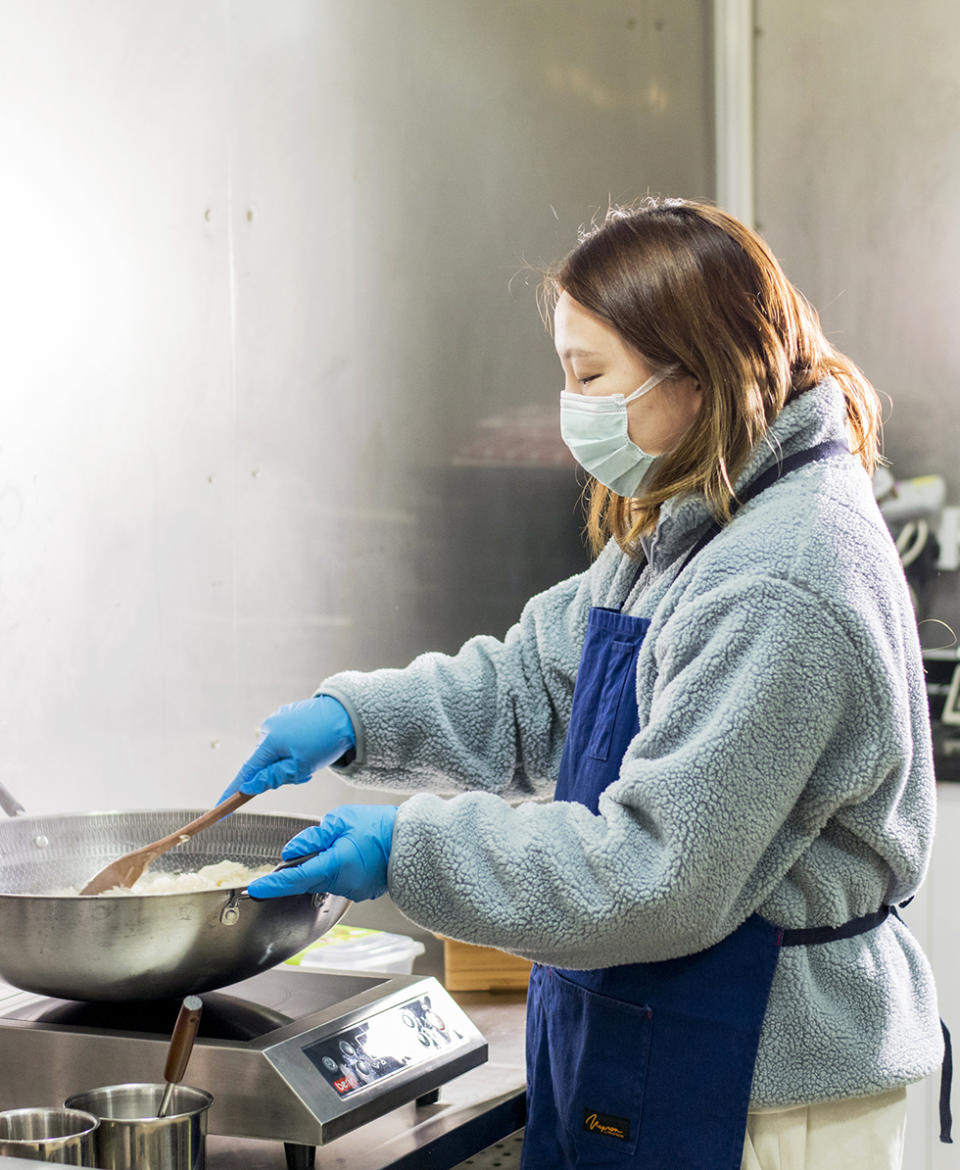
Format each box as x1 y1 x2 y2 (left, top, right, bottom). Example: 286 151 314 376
620 440 850 611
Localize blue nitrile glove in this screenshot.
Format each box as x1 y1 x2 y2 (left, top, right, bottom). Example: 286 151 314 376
247 804 398 902
218 696 356 803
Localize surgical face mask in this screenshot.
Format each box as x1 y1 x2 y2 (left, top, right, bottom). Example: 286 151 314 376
560 368 674 497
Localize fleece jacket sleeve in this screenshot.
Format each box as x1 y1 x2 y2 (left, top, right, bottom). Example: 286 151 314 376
318 550 619 798
386 574 896 968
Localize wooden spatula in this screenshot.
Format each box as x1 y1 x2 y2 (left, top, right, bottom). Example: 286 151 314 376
79 791 254 895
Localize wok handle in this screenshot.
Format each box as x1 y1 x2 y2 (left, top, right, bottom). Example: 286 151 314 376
0 781 25 818
272 851 320 872
235 853 321 903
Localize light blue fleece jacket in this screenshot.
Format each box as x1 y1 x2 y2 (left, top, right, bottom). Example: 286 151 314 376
321 379 943 1107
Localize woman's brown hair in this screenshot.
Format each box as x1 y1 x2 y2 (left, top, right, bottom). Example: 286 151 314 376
542 197 882 557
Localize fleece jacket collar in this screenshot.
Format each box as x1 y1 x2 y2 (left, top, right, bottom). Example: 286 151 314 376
642 378 851 570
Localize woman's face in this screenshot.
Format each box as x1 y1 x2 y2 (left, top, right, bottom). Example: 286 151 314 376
553 290 702 456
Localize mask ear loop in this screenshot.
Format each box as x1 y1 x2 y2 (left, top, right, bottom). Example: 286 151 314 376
622 365 680 405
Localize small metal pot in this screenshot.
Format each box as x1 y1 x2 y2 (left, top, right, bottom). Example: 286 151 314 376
0 1106 100 1164
65 1083 213 1170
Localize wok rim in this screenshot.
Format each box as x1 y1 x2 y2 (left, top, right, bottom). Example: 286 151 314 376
0 806 323 900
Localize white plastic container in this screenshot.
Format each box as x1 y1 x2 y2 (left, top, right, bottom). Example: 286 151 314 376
283 925 426 974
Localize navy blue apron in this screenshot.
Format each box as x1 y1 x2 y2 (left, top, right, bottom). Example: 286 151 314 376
521 441 918 1169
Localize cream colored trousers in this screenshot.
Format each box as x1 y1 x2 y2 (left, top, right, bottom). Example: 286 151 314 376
740 1086 907 1170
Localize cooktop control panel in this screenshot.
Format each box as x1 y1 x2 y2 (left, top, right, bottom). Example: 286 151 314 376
303 992 462 1096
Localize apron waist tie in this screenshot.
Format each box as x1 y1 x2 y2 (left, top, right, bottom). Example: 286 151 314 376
779 904 952 1143
940 1018 954 1143
778 904 891 947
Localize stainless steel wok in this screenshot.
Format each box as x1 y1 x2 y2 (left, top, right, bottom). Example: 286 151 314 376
0 802 349 1002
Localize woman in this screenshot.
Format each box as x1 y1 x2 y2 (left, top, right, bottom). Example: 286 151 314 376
223 198 945 1169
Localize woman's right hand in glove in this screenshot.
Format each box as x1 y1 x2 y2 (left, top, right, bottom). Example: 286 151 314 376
218 695 356 803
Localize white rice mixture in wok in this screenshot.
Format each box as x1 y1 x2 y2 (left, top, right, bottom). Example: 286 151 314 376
51 859 275 896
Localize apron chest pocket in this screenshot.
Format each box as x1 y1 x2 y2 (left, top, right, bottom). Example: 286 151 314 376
547 971 653 1164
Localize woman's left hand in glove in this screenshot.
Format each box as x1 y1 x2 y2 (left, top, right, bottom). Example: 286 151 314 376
247 804 398 902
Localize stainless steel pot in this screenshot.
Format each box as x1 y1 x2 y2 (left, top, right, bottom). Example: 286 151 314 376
0 1106 100 1164
65 1084 212 1170
0 804 349 1001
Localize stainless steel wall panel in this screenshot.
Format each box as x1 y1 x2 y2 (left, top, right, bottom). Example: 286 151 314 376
0 2 711 871
754 1 960 509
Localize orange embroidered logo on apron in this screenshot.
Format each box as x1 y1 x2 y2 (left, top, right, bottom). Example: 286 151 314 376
583 1110 630 1141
